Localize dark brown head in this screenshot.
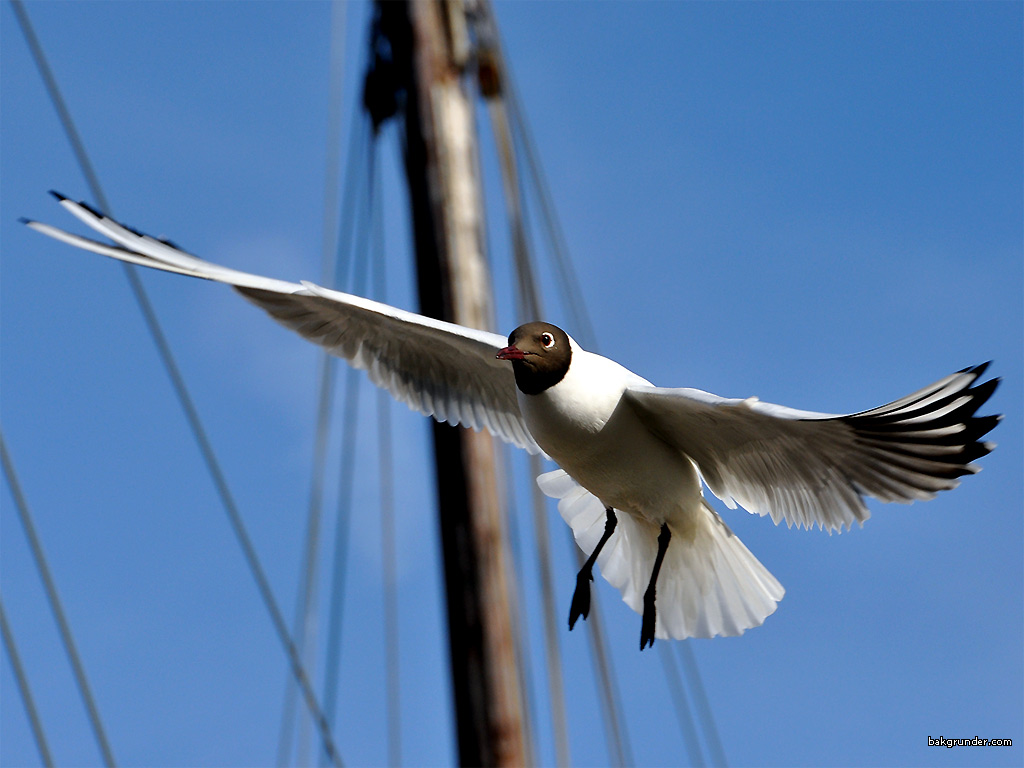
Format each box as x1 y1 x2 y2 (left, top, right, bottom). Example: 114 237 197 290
496 322 573 395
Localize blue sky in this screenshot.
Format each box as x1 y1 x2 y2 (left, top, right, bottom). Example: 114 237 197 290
2 2 1021 767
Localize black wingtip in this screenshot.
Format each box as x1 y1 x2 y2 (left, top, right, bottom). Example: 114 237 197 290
969 376 1000 410
17 216 33 225
960 361 992 378
78 200 105 219
49 189 107 219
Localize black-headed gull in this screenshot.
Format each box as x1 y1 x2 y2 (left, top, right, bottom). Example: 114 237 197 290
24 193 1001 649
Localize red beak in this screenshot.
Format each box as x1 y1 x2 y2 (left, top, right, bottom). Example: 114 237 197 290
496 345 526 360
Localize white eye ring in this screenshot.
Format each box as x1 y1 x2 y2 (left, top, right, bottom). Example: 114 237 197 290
540 332 555 349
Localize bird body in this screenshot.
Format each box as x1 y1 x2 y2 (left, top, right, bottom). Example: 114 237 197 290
517 339 702 531
498 323 783 642
24 192 1000 647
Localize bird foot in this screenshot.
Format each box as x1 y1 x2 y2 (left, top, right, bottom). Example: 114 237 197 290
640 523 670 650
640 591 657 650
568 569 593 630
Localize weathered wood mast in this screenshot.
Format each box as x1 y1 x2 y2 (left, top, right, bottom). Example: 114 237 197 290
367 1 526 765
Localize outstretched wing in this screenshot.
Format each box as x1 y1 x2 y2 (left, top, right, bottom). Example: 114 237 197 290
25 193 540 454
624 367 1000 532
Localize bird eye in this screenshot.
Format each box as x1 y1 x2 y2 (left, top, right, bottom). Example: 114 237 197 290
540 332 555 349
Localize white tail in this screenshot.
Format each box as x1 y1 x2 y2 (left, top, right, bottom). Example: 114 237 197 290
538 469 785 639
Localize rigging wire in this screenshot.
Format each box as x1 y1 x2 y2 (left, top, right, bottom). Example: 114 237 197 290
277 3 351 763
503 74 597 352
659 643 706 767
317 294 363 766
475 7 634 764
484 9 729 766
12 3 344 764
493 445 541 767
277 348 336 768
528 451 570 765
9 0 105 220
481 78 571 768
320 134 378 765
1 593 55 767
377 387 403 768
371 163 403 768
584 597 635 768
493 86 638 768
0 429 114 767
513 75 732 768
281 106 372 768
678 641 728 767
477 69 543 759
320 0 351 289
487 127 575 763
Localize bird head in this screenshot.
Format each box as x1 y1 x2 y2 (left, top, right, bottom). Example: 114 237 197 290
497 322 572 395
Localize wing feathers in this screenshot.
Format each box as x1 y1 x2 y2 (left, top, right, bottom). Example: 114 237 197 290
27 194 540 454
626 364 999 532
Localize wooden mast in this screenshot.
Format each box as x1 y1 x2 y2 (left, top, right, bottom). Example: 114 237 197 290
369 2 526 765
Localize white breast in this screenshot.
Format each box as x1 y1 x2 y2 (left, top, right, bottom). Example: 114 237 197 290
519 344 703 527
520 346 643 440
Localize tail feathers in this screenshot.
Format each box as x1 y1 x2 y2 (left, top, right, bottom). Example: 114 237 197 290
538 469 784 640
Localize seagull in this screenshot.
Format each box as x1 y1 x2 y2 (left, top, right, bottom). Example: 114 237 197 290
24 192 1001 649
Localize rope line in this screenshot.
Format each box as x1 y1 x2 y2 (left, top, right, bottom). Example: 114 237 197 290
372 169 403 765
13 4 343 764
320 137 378 766
478 7 635 763
482 10 728 768
0 593 55 768
0 429 115 767
504 73 597 351
277 3 351 762
483 85 571 767
528 452 571 766
659 643 705 767
277 351 336 768
678 641 728 767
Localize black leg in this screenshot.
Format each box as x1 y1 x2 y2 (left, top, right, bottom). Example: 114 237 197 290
569 508 617 630
640 523 672 651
